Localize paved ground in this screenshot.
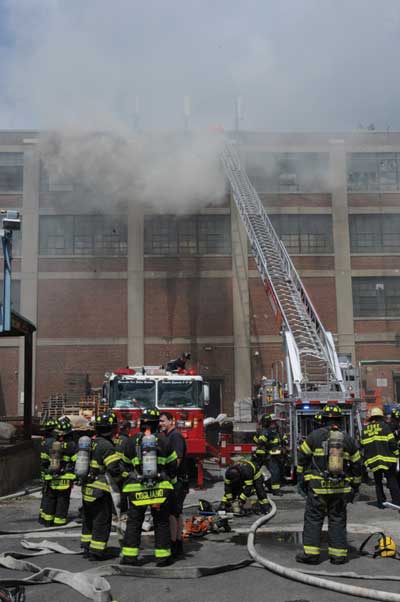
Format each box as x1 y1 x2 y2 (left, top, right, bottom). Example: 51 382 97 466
1 469 400 602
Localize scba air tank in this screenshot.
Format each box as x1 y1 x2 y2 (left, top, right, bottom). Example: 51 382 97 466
328 429 344 475
49 440 62 474
75 436 91 479
141 431 158 480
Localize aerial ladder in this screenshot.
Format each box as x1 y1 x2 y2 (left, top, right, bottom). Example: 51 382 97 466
221 142 345 402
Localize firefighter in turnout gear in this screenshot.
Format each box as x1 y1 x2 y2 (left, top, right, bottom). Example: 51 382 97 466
253 414 284 495
39 416 77 527
390 406 400 488
296 403 362 565
81 411 122 560
360 407 400 509
39 418 57 524
220 455 271 514
121 409 178 566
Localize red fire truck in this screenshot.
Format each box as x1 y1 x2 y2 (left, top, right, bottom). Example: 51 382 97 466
102 365 210 486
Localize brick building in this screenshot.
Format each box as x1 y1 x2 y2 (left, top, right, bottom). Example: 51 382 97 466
0 130 400 417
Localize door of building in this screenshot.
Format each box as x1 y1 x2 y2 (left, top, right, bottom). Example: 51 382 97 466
204 378 223 418
393 375 400 403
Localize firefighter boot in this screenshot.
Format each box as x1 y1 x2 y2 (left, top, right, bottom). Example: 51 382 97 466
295 552 320 565
171 539 184 558
120 556 139 566
156 556 174 567
330 556 348 565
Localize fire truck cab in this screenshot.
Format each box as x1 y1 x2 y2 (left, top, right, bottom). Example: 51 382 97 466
102 366 210 486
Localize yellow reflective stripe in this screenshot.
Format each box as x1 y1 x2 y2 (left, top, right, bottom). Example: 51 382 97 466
242 460 256 472
329 547 348 557
40 452 50 459
361 435 395 444
42 513 54 521
297 465 304 474
300 441 312 455
244 479 253 486
254 470 262 480
103 453 120 466
364 455 397 466
350 450 361 462
239 493 247 501
312 448 325 457
83 495 96 502
155 548 171 558
370 464 393 472
90 540 106 551
90 460 102 468
54 517 67 525
304 545 320 555
133 497 167 505
165 450 178 464
353 476 362 484
122 547 139 557
91 480 110 492
313 487 352 494
81 534 92 543
271 484 281 490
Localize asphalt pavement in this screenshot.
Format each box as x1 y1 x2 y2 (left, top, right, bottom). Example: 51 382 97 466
0 470 400 602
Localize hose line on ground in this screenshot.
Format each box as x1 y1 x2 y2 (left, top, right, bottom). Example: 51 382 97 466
247 504 400 602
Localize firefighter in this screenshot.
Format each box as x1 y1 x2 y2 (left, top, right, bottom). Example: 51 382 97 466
159 411 189 558
390 406 400 487
39 418 57 524
360 407 400 509
81 411 122 560
166 352 191 372
112 419 131 513
296 403 362 565
121 409 178 566
220 455 271 514
254 413 284 496
40 416 77 527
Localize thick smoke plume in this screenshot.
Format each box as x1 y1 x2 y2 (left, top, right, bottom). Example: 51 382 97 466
38 130 226 212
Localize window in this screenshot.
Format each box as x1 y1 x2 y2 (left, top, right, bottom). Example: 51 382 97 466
347 153 400 191
353 277 400 317
349 215 400 253
144 215 231 255
40 161 74 192
0 153 23 192
269 215 333 253
246 152 329 192
39 215 127 256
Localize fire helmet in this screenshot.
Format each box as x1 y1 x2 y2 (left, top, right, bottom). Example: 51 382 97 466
321 404 342 419
43 418 57 432
55 416 72 434
95 411 118 433
391 406 400 420
314 413 323 425
369 407 384 419
140 408 160 431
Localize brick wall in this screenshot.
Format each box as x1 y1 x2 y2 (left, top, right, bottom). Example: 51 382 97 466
351 256 400 270
37 279 127 338
35 344 127 410
144 277 233 338
38 258 127 272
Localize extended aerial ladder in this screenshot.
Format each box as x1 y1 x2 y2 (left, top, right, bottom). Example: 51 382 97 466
221 142 345 402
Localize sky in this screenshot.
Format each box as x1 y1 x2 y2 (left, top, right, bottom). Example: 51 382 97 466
1 0 400 132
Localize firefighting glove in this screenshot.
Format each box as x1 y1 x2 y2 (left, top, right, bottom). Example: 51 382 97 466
296 478 307 499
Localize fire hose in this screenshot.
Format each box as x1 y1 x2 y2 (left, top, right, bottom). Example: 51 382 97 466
248 501 400 602
2 499 400 601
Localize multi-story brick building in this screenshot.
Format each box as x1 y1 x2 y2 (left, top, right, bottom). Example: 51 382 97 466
0 130 399 418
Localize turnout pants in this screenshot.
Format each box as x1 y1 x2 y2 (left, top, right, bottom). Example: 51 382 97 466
302 491 347 560
373 466 400 507
121 501 171 560
40 486 72 526
81 493 113 555
269 456 282 493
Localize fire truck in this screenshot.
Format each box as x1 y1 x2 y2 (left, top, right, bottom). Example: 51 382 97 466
217 142 363 473
102 365 210 486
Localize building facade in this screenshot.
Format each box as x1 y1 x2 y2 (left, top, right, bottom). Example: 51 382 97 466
0 130 400 418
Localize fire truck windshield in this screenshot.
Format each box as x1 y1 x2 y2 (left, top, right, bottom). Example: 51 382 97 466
157 380 202 408
111 380 156 409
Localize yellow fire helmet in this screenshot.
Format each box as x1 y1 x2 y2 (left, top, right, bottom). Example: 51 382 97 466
369 407 384 419
360 532 397 558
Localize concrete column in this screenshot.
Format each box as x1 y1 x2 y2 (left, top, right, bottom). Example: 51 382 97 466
329 140 356 360
127 204 144 366
18 143 40 413
231 201 252 402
